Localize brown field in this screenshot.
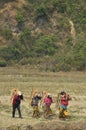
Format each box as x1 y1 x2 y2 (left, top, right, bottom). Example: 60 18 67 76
0 67 86 129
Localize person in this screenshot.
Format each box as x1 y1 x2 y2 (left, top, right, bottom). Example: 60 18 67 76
43 93 53 118
11 89 23 118
31 91 42 118
58 91 72 119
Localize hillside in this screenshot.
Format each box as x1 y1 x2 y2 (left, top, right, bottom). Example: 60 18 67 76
0 0 86 71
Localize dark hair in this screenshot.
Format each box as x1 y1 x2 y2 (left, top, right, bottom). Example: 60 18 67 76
48 95 52 98
60 91 66 95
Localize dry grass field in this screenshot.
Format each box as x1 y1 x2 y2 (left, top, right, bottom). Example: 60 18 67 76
0 66 86 129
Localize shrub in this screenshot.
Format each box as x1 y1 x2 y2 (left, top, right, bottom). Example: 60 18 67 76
16 11 24 23
73 42 86 71
53 0 66 13
0 60 7 67
34 35 58 56
19 57 29 65
35 3 48 19
0 45 22 61
0 29 12 40
19 28 32 50
72 33 86 70
20 28 31 41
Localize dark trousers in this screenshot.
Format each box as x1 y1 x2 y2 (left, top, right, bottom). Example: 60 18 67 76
12 104 22 118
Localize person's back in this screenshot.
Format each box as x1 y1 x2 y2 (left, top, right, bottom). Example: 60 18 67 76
32 95 41 106
15 95 21 107
44 96 53 106
31 92 42 118
43 93 53 118
12 94 17 103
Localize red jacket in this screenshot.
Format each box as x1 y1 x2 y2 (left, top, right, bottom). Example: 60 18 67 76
61 94 71 106
44 97 53 106
12 95 19 105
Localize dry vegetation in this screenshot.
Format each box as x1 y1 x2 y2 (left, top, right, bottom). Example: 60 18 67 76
0 67 86 129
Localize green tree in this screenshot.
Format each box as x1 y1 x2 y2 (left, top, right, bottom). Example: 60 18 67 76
34 35 58 56
19 28 32 50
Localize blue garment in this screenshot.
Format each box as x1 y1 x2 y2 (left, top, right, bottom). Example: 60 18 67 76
61 105 67 109
32 96 41 106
